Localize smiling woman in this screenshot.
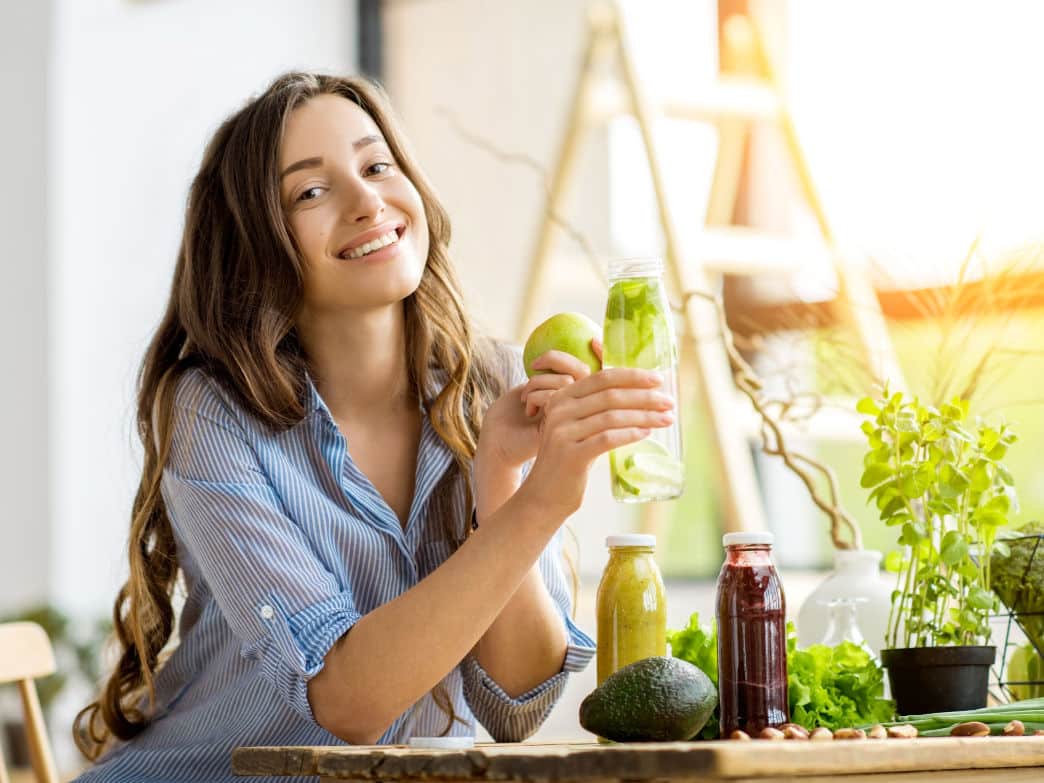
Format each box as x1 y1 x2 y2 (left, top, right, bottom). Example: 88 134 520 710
67 72 676 783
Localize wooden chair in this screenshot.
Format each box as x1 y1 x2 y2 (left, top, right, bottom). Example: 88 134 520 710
0 622 60 783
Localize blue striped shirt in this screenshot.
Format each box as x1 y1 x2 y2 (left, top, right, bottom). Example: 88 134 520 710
75 353 594 782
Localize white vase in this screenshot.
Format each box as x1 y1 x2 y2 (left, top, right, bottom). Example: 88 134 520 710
797 549 893 657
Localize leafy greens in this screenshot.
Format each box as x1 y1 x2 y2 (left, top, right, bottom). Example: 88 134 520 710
667 612 895 736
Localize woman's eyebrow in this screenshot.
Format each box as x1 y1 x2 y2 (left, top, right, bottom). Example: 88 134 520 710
279 135 387 181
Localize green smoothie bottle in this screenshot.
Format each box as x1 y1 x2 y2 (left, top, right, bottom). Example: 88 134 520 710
596 534 667 685
603 257 684 502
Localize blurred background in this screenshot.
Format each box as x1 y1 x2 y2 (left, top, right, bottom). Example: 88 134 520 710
3 0 1044 777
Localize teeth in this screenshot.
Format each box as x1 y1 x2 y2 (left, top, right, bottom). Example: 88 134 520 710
342 229 400 260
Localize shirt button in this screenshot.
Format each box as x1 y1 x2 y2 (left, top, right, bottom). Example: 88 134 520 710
259 605 275 620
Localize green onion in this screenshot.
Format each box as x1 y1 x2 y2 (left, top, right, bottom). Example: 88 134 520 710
918 722 1044 737
861 697 1044 734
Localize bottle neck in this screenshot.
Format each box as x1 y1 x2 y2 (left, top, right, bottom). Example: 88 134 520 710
833 550 881 578
609 546 655 557
724 544 773 566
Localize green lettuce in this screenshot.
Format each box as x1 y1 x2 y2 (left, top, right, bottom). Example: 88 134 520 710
785 629 895 730
666 612 719 739
668 612 895 736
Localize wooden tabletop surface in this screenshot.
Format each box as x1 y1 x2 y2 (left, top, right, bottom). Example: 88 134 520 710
233 736 1044 782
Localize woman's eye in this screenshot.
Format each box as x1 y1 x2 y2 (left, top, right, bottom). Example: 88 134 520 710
296 186 324 203
366 161 393 177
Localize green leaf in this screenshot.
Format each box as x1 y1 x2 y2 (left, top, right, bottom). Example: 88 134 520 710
860 463 893 489
884 550 905 573
940 530 969 566
997 464 1014 485
900 522 923 547
980 427 1001 452
923 420 945 442
857 397 881 416
982 493 1010 515
884 512 912 528
988 443 1008 460
879 496 906 520
970 462 991 492
967 587 995 611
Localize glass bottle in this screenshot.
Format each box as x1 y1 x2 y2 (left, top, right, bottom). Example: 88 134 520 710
596 534 667 685
602 257 684 502
820 598 868 647
716 532 788 736
796 549 892 657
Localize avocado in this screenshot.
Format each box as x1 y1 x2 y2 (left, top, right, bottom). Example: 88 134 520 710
579 656 718 742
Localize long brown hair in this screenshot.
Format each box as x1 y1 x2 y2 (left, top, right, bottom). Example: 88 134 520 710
74 72 512 759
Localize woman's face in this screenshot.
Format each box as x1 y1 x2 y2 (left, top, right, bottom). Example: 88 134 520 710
279 94 429 315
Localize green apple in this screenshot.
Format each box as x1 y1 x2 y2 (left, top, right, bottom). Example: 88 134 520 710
523 312 602 378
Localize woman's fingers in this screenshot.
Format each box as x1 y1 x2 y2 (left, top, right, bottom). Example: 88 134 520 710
571 366 662 394
575 426 652 461
563 386 674 421
524 389 556 417
591 337 603 364
559 407 674 445
529 349 596 382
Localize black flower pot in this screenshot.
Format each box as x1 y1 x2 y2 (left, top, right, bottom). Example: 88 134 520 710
881 646 995 716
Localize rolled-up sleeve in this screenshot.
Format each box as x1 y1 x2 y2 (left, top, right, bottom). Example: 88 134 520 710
161 371 360 724
461 527 595 740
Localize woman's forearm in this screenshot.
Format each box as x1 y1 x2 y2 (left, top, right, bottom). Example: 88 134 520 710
472 456 569 697
308 477 563 743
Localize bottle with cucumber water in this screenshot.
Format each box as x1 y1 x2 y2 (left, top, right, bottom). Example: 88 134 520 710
603 257 684 502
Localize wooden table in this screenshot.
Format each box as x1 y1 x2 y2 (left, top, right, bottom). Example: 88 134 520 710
233 737 1044 782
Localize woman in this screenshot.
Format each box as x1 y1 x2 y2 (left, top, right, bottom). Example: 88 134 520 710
72 72 674 782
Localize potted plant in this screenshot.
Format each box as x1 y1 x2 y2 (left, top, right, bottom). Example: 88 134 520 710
857 389 1016 715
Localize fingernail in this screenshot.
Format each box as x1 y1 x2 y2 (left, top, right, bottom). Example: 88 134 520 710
648 371 663 385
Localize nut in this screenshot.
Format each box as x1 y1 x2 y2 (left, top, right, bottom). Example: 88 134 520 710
833 728 867 740
1034 729 1044 736
758 727 785 740
729 730 751 741
782 724 810 740
809 727 834 741
868 724 888 739
1003 720 1025 737
887 724 919 739
950 721 991 737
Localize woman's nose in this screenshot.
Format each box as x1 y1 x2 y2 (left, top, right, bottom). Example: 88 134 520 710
345 180 385 223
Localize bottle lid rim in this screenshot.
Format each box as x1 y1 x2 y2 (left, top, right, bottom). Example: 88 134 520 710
722 531 774 546
607 256 664 278
606 534 656 548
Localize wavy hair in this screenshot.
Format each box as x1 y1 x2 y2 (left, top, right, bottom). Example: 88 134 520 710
74 72 514 759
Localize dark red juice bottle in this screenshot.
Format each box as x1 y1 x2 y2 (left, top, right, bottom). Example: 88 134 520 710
715 532 788 737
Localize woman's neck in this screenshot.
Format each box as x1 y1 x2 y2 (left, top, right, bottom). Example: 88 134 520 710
296 302 414 419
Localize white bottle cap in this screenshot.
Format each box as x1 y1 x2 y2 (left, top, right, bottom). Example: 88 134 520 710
407 736 475 749
606 534 656 548
722 531 774 546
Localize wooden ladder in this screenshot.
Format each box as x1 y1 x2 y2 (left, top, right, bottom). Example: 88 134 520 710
515 1 904 535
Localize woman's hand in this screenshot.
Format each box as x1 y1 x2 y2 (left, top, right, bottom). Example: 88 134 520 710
518 364 675 520
476 340 603 471
520 339 604 419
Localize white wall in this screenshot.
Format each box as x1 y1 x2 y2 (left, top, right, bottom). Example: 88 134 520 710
0 0 360 616
0 1 53 611
47 0 357 619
